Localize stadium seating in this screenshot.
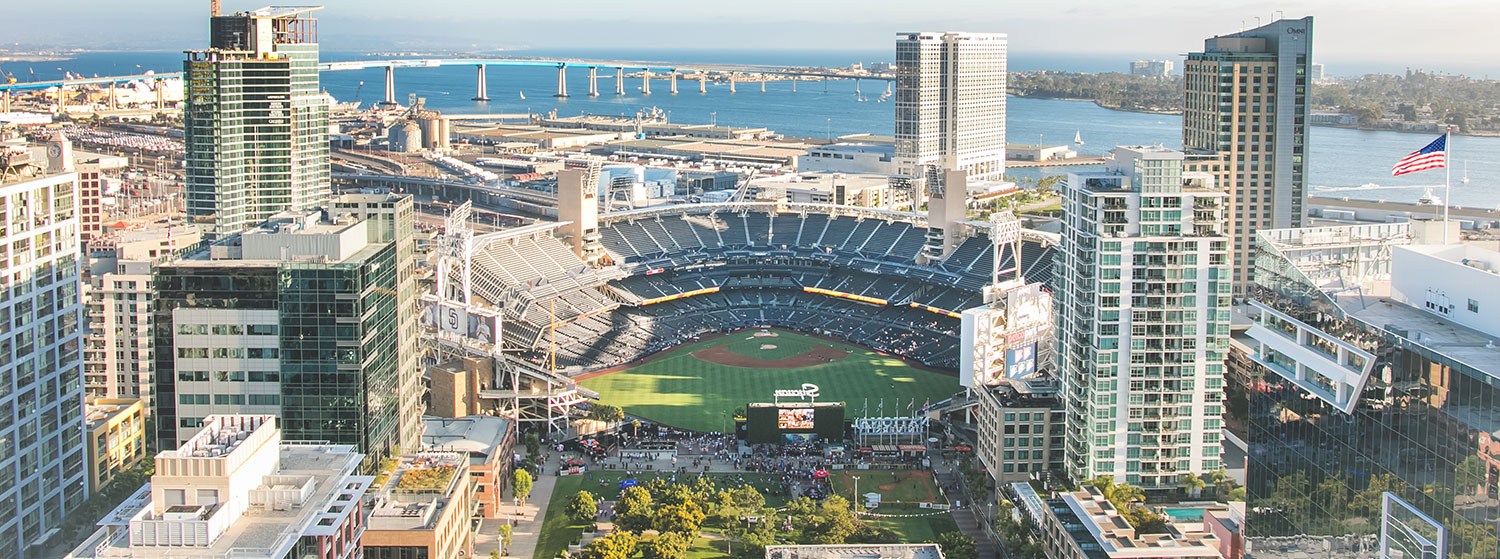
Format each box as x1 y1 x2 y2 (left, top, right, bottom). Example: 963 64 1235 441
476 207 1049 374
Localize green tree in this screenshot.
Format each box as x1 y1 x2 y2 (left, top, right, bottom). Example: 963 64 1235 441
792 496 860 544
513 469 534 505
524 432 541 457
568 490 599 524
654 501 708 535
497 524 513 556
848 525 901 544
580 532 637 559
642 531 692 559
589 404 624 423
615 486 656 534
934 531 977 559
1179 474 1206 498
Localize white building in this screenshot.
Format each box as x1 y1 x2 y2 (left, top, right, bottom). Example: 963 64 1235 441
0 142 87 558
83 224 202 408
66 415 371 559
797 142 895 175
1055 146 1231 489
894 31 1007 182
1128 59 1175 78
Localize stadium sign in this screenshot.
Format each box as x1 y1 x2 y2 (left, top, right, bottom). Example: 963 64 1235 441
774 383 820 401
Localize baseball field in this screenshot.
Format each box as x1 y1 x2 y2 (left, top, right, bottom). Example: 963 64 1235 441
578 328 960 432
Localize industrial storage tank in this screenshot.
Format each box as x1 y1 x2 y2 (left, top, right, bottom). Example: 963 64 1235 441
388 120 422 153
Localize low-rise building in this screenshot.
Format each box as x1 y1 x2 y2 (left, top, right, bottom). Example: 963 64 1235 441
66 414 372 559
363 452 477 559
748 172 904 209
974 378 1064 487
84 398 148 495
421 415 516 519
1006 143 1077 162
797 142 896 175
1037 487 1225 559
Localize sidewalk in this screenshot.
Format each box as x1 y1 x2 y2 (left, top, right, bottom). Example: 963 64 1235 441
931 452 1003 559
474 472 558 559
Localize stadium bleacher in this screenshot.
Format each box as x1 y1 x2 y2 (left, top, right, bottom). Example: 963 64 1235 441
475 207 1052 374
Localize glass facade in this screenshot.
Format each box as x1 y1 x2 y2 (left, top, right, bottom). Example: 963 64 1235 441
1246 234 1500 558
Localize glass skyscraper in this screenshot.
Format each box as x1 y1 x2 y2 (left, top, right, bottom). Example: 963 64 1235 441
153 195 420 469
1245 222 1499 558
183 6 330 238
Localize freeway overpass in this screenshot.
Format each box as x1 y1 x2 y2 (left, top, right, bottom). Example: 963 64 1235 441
0 56 893 108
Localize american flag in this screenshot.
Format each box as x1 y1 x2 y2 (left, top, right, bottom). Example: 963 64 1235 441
1391 134 1447 176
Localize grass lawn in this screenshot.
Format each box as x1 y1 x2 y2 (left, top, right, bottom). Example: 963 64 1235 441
832 470 941 504
536 472 798 559
581 329 960 432
861 503 961 543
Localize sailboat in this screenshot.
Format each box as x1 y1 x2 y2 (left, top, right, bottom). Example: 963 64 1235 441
1462 161 1470 184
1073 130 1084 146
518 91 526 100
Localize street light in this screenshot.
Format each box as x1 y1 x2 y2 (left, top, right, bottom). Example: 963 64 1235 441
852 475 860 510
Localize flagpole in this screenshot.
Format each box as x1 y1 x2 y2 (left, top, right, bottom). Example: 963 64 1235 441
1444 126 1452 244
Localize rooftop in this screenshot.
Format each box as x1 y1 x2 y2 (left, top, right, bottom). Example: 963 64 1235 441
420 415 513 465
68 443 368 559
367 452 469 532
85 399 142 431
1060 488 1224 558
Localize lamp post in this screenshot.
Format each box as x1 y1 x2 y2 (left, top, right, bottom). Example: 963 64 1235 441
852 475 860 510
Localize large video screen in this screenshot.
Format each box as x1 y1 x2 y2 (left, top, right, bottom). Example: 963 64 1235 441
778 408 816 430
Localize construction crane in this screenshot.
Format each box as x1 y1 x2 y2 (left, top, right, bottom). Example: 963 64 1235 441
0 65 14 84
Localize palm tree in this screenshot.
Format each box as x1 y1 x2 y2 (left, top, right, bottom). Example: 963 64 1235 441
1179 474 1206 498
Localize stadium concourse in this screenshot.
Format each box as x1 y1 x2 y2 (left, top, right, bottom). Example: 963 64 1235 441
462 201 1056 376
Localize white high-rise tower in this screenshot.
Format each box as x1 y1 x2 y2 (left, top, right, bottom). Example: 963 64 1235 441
1055 146 1231 489
894 32 1007 183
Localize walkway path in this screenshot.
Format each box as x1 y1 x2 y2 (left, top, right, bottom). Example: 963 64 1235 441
474 472 558 558
931 452 1004 559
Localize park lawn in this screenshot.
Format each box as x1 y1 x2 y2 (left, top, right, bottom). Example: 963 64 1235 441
537 472 798 559
724 334 814 360
832 470 941 504
861 503 962 544
582 329 960 432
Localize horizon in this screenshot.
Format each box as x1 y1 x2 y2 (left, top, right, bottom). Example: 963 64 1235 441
6 1 1500 79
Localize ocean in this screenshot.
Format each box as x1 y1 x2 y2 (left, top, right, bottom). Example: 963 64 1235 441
34 49 1500 209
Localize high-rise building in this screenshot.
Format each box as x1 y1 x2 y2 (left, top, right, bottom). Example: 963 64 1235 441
1055 146 1230 489
0 140 87 559
1129 59 1175 78
152 194 420 467
894 31 1007 182
1182 16 1312 296
183 6 330 238
66 415 371 559
1244 222 1500 558
83 224 202 407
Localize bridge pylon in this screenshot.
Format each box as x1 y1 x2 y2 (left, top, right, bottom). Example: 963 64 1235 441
614 67 625 95
792 76 797 93
554 65 569 98
729 74 736 94
587 67 599 97
472 65 490 101
380 66 397 106
641 70 651 95
698 74 707 94
669 72 677 94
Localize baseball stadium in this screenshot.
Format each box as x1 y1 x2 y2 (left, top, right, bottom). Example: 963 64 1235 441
423 165 1057 434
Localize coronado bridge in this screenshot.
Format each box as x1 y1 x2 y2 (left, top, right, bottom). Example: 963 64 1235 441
0 57 894 111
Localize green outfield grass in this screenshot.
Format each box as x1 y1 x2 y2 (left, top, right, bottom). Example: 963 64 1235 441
580 329 960 433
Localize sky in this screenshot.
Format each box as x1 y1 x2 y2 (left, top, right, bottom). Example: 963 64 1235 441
8 0 1500 76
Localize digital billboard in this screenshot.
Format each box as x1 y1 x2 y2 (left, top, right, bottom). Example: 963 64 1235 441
1006 343 1038 378
777 408 816 430
421 297 499 345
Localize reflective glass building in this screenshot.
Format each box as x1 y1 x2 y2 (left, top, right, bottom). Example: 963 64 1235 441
1244 222 1499 558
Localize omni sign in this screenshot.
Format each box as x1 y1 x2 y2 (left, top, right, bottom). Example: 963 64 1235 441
773 384 820 401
